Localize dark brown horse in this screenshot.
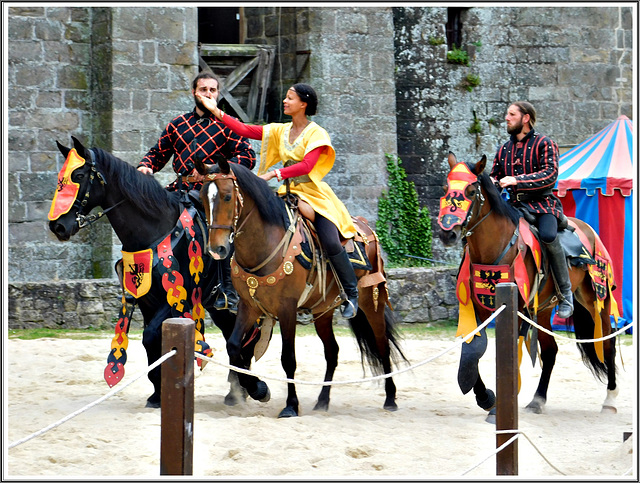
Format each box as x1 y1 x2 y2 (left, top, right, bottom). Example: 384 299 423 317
193 157 406 418
438 152 619 416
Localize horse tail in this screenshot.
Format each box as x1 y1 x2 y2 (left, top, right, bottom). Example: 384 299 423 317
568 300 612 383
347 305 408 376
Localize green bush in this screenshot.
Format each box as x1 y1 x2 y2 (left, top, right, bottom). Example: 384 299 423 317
376 154 433 267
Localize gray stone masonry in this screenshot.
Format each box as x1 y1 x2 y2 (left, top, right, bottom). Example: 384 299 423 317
7 6 633 283
8 267 459 330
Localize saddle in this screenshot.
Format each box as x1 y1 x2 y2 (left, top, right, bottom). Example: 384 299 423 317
286 195 376 275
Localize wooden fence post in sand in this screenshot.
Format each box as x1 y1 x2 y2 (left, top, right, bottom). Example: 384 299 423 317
160 318 195 476
495 283 518 476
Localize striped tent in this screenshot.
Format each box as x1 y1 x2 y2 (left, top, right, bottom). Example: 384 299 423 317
555 115 634 329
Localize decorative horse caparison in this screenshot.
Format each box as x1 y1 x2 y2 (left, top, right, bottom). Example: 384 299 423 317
193 156 407 418
48 136 259 408
438 152 620 416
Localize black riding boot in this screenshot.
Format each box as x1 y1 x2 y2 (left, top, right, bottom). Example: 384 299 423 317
214 256 239 314
544 237 573 318
328 249 359 319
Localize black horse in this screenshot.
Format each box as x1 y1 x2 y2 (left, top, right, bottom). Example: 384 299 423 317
48 136 259 408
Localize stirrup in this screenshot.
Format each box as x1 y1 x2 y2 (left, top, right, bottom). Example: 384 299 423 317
340 298 358 319
214 292 238 314
556 299 573 319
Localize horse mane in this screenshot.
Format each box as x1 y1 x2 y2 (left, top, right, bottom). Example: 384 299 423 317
475 167 521 226
91 147 181 217
221 163 290 228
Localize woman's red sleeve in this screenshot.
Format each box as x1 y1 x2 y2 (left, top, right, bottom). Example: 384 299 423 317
278 146 324 179
220 113 263 140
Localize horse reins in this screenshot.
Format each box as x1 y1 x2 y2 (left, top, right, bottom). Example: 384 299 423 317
462 179 518 265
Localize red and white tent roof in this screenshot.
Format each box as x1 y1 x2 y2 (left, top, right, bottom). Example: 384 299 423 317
556 115 634 197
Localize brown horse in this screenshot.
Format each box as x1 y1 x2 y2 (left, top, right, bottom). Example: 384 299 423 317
438 152 619 416
193 156 406 418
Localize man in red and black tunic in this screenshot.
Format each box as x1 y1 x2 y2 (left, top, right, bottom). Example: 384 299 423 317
490 101 573 318
138 71 256 313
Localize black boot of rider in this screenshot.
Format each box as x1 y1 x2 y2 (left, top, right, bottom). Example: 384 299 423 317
328 249 359 319
544 237 573 319
214 257 239 314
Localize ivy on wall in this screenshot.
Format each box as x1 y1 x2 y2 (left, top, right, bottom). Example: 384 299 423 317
376 154 433 267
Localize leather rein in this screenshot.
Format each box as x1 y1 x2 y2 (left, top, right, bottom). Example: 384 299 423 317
463 179 518 266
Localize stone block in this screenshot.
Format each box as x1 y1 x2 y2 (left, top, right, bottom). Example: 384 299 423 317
34 18 63 41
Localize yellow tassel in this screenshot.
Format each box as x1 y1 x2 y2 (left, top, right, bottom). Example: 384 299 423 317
593 302 604 363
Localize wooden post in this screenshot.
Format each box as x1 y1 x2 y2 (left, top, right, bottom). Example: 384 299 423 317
495 283 518 476
160 318 195 476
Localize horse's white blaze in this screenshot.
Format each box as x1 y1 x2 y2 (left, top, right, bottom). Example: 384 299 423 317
204 183 220 259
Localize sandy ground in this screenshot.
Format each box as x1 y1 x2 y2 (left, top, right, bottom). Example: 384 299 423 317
4 327 637 480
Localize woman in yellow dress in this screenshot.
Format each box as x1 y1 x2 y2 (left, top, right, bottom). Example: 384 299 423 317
196 83 359 318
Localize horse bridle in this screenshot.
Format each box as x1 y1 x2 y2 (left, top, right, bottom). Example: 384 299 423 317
202 171 252 243
202 170 297 275
461 176 520 265
71 149 124 229
459 178 490 239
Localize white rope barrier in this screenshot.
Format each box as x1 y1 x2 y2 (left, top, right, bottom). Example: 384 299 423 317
8 349 177 450
518 311 633 343
195 305 506 386
461 429 568 476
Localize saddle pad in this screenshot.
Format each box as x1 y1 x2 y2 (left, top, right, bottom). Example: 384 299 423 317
558 228 596 267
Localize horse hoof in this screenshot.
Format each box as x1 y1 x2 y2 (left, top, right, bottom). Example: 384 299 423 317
485 408 496 424
223 388 248 406
278 406 298 418
384 400 399 412
525 396 546 414
249 381 271 402
601 405 617 414
476 389 496 411
313 400 330 412
145 394 161 409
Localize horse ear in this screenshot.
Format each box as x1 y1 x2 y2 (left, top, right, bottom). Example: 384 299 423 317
474 154 487 174
70 136 89 159
217 155 230 175
56 140 71 158
447 151 457 169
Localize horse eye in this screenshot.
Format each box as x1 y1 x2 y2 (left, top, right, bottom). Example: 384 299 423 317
442 184 448 194
466 185 476 197
223 194 232 202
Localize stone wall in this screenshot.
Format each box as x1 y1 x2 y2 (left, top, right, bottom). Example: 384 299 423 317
244 6 398 224
7 267 459 330
393 5 633 263
7 6 634 284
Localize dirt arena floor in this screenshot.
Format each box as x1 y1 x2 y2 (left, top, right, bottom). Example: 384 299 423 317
5 328 636 479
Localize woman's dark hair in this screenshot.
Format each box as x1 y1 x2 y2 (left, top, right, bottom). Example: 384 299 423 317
291 83 318 116
512 101 537 128
192 71 221 91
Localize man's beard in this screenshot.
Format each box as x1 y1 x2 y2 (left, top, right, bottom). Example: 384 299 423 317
194 95 211 115
507 119 523 135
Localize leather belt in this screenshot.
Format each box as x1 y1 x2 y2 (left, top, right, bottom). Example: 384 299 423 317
514 189 552 202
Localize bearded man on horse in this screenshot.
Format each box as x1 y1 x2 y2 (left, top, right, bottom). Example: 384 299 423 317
490 101 573 319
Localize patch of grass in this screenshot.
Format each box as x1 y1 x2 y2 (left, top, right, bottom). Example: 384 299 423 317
8 324 631 343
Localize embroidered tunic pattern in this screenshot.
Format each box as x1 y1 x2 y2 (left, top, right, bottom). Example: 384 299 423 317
490 129 564 218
